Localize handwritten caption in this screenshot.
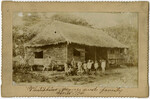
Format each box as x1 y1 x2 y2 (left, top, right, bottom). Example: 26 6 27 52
26 86 123 95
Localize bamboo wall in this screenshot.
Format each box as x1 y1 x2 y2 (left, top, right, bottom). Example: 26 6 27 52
26 43 67 65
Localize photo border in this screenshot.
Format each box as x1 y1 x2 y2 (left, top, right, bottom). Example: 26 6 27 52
2 1 149 97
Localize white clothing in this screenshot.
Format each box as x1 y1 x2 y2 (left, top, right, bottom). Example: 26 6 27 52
94 62 99 69
77 61 82 72
101 60 106 73
43 57 52 71
44 57 51 67
71 59 75 66
83 63 87 70
64 63 69 73
87 62 93 69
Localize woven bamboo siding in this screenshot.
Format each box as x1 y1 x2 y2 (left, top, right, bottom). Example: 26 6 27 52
44 44 66 65
26 43 67 65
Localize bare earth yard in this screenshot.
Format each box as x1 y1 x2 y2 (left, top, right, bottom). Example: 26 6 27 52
13 66 138 88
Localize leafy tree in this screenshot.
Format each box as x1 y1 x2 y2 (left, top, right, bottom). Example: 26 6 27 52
13 13 41 58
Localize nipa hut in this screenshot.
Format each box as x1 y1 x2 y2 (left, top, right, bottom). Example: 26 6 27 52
25 20 128 67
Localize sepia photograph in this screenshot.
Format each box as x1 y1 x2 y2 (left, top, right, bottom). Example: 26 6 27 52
2 1 149 97
12 12 138 87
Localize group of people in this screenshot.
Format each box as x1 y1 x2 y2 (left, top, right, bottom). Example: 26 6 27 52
64 58 107 76
28 55 107 74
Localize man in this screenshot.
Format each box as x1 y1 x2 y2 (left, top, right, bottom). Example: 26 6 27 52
71 58 76 68
100 59 106 74
87 60 93 74
28 56 34 71
64 62 69 75
77 61 83 75
94 60 99 74
83 61 87 74
43 56 52 71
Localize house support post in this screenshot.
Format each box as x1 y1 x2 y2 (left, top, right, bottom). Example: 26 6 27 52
66 43 68 63
94 46 96 61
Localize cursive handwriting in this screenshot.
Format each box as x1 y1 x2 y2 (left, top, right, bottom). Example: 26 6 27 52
99 87 123 94
27 86 58 92
26 86 123 95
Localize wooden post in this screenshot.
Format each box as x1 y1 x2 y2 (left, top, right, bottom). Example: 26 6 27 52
95 46 96 61
66 43 68 63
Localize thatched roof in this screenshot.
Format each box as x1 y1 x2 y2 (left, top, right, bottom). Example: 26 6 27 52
26 20 127 48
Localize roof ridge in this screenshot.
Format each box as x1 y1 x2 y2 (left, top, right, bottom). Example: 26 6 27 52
53 20 98 31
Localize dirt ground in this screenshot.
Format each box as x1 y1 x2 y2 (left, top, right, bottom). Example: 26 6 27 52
14 66 138 88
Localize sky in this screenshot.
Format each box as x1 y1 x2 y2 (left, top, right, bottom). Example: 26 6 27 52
13 12 138 29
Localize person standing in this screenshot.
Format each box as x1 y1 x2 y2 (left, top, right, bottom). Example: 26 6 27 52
71 58 76 68
87 60 93 75
28 55 34 71
43 56 52 71
101 59 106 74
83 61 87 74
77 61 83 75
94 60 99 74
64 62 69 75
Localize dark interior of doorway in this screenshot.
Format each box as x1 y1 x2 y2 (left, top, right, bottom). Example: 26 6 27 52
85 46 107 62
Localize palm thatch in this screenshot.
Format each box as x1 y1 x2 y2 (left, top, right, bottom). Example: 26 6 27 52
26 20 127 48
